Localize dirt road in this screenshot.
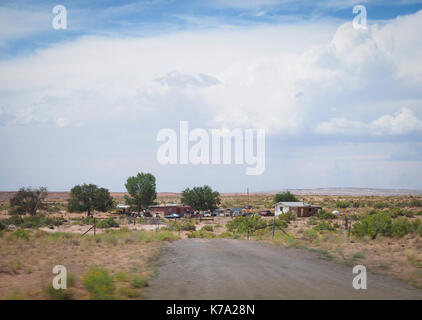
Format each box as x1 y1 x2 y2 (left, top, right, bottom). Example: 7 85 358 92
144 239 422 300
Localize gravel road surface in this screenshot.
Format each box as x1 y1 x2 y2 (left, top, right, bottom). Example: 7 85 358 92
144 239 422 300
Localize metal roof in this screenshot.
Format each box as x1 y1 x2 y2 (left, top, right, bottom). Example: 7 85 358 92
276 202 310 207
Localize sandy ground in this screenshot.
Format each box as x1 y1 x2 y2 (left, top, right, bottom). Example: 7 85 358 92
144 239 422 300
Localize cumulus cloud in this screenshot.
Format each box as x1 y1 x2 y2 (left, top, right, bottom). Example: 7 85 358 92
315 108 422 135
0 10 421 138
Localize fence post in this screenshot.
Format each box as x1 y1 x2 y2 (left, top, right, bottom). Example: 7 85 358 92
94 217 96 236
272 215 275 239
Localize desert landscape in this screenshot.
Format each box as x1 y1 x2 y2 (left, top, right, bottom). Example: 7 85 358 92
1 189 421 299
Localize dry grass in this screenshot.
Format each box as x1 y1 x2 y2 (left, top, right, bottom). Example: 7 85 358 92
0 229 178 299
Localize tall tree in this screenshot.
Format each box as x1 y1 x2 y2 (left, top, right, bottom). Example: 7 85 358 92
181 185 221 212
273 191 298 203
125 172 157 211
9 187 48 216
68 184 114 216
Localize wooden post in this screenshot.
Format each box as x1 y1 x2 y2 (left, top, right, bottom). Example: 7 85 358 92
93 217 96 236
272 214 276 239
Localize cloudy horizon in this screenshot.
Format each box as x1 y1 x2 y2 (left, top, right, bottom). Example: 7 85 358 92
1 0 422 193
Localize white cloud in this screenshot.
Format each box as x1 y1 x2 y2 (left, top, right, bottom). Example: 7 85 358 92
155 71 220 87
0 10 421 138
316 108 422 135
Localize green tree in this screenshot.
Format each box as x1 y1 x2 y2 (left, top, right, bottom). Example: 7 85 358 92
124 172 157 211
68 184 114 216
181 185 221 211
273 191 298 203
9 187 48 216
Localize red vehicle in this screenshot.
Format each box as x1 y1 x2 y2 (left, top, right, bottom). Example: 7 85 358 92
259 210 273 217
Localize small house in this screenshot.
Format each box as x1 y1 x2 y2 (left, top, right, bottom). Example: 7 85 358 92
275 202 321 217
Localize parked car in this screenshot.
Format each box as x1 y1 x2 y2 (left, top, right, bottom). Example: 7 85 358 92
202 211 212 217
165 213 180 219
259 210 273 217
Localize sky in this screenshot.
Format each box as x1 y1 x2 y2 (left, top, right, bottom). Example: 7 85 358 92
0 0 422 192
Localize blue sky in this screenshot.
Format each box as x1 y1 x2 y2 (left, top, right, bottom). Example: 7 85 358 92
1 0 422 192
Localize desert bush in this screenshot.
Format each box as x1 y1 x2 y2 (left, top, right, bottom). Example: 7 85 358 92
316 210 336 220
135 230 178 242
391 218 413 237
201 225 214 232
313 221 337 232
226 216 267 234
11 228 30 240
403 210 414 218
304 228 319 241
352 212 392 239
2 214 65 229
218 231 239 239
352 201 363 208
119 286 141 299
408 199 422 208
187 230 215 238
373 202 389 209
45 285 74 300
130 275 148 289
416 210 422 216
83 266 115 300
96 217 119 229
165 219 196 231
388 207 403 218
0 220 5 231
336 201 350 209
416 225 422 236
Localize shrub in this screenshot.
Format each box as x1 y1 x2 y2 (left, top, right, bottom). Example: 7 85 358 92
416 225 422 236
83 266 115 300
352 212 392 239
352 201 362 208
2 215 65 229
408 199 422 208
416 211 422 216
314 221 336 232
388 207 403 218
226 216 267 234
166 219 196 231
316 210 336 220
218 231 238 239
11 228 30 240
391 218 412 237
403 210 414 218
96 217 119 229
373 202 390 209
201 225 214 232
119 286 141 299
304 229 318 241
130 275 148 289
336 201 350 209
45 285 74 300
